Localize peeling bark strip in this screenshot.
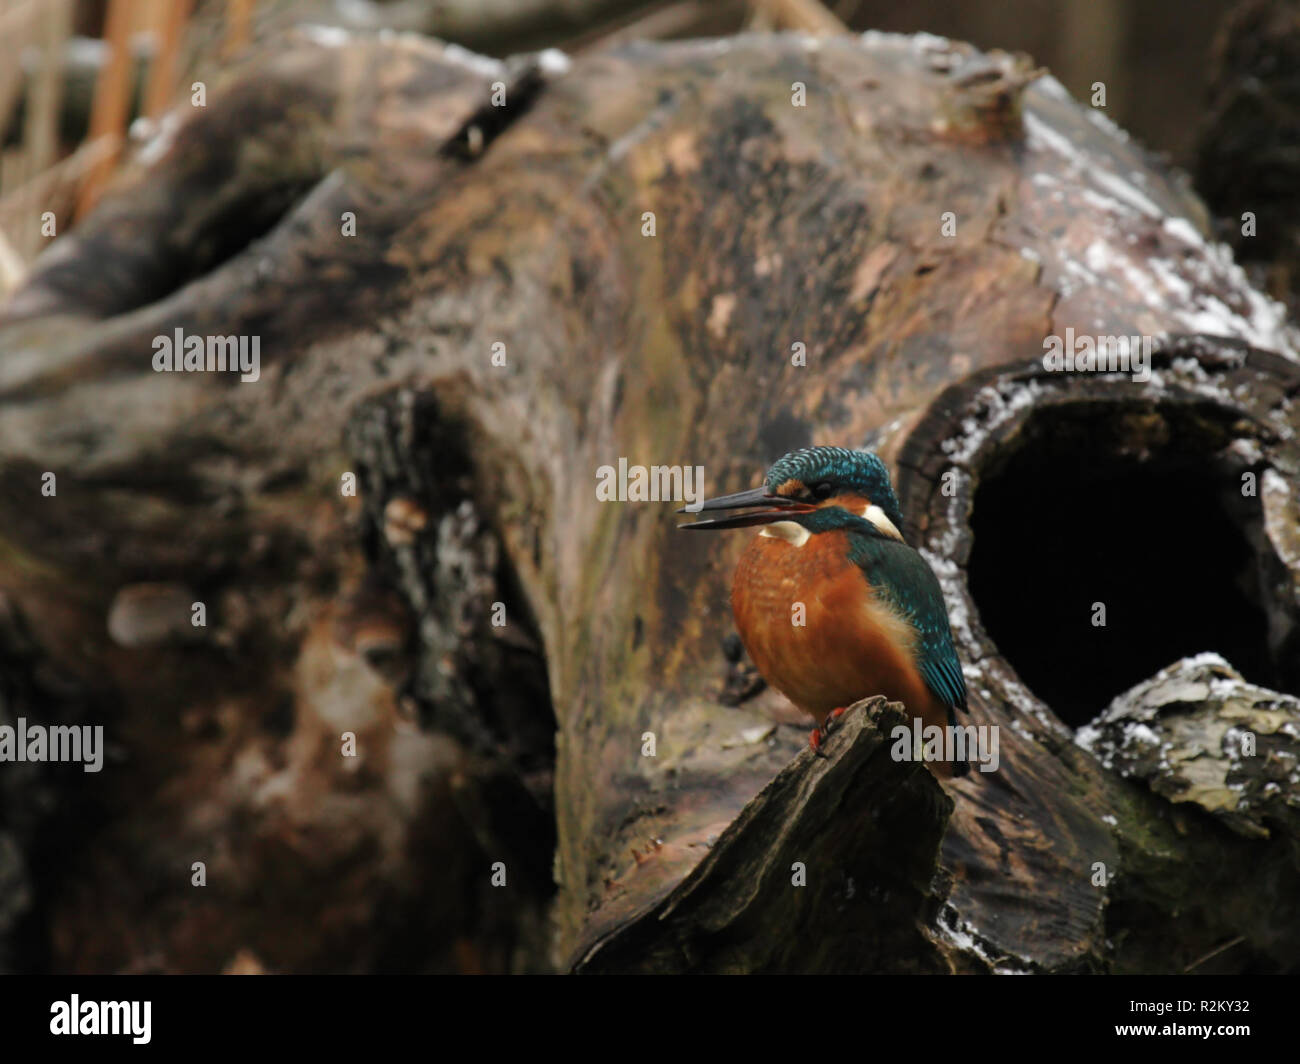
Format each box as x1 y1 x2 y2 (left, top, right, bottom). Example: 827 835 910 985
1 29 1298 973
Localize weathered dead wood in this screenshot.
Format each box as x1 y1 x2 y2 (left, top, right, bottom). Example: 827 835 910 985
1 29 1298 974
1078 655 1300 844
892 335 1300 974
573 697 963 974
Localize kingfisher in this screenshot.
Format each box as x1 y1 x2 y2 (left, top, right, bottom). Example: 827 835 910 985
680 446 969 778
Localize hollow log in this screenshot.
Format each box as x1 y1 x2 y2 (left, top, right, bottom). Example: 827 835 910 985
1 28 1298 974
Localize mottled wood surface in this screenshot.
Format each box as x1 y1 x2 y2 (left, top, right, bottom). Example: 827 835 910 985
1 29 1297 972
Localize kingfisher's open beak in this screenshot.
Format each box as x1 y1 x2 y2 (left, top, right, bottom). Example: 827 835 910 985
677 486 814 530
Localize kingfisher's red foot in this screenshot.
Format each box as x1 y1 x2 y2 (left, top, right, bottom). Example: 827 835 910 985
809 707 848 758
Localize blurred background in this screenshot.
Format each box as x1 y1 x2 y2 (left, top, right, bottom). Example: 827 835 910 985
0 0 1249 298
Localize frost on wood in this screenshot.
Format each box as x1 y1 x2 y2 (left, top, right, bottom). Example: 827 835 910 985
1077 655 1300 841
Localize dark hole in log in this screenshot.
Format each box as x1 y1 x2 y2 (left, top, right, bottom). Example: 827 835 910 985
967 400 1300 728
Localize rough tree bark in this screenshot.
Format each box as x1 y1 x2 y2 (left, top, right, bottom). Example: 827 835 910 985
1 28 1298 973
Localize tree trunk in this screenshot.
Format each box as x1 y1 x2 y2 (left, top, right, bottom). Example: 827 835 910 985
2 28 1298 974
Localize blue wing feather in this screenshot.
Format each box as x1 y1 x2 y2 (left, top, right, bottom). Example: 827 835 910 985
845 525 968 716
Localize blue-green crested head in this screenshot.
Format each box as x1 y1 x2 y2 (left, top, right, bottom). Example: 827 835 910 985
764 446 905 534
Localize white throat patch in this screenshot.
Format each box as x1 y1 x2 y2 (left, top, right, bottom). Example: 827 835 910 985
758 521 811 547
862 504 904 541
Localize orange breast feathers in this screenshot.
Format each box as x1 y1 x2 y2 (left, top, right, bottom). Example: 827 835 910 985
730 526 945 730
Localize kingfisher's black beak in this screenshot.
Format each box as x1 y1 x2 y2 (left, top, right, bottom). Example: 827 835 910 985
677 486 813 530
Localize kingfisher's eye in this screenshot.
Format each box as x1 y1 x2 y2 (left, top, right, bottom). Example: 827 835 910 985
810 481 833 500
